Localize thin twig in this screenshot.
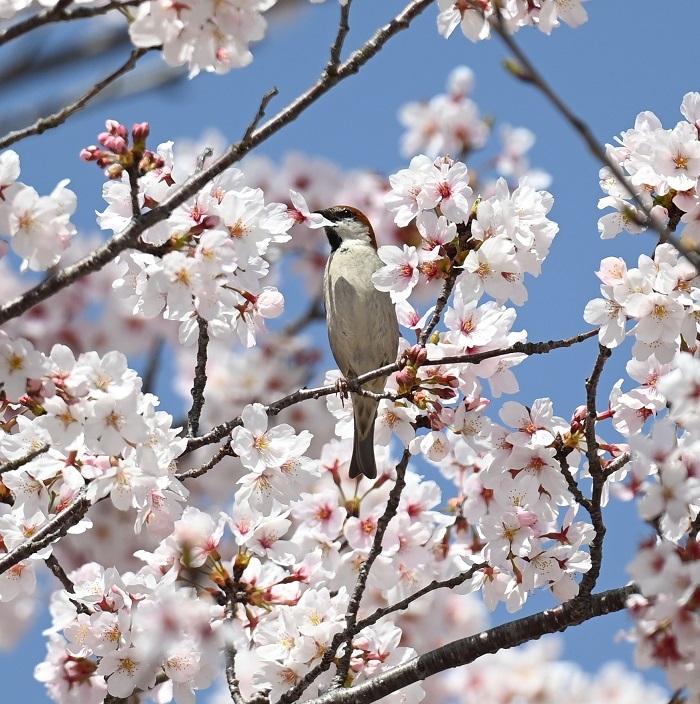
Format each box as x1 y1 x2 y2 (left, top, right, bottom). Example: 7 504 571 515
0 0 436 327
331 449 411 688
223 586 247 704
579 344 612 597
417 267 460 346
241 87 279 143
554 437 591 511
0 0 146 48
185 328 599 454
602 451 631 480
353 562 487 634
175 442 234 481
0 444 49 474
490 6 700 270
187 316 210 437
277 450 411 704
0 48 152 151
325 0 353 77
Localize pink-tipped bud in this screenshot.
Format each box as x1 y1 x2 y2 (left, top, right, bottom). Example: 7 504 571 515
105 119 128 140
80 145 101 162
101 135 128 154
131 122 150 141
405 344 428 367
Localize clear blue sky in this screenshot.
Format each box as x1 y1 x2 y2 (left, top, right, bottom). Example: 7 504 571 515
2 1 699 699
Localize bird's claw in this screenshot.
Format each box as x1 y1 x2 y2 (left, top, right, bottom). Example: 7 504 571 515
335 377 350 406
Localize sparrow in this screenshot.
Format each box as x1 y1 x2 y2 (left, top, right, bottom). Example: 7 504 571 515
317 205 400 480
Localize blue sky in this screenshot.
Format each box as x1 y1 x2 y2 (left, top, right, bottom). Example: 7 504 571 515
2 0 700 699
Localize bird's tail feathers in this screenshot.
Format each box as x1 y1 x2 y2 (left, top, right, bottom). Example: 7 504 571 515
349 397 378 480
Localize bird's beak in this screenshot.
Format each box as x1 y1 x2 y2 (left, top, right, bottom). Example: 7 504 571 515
313 209 335 227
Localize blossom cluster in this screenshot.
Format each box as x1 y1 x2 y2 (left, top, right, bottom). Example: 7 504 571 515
0 340 187 610
598 92 700 243
36 561 222 703
437 0 589 42
378 153 557 308
616 353 700 702
584 243 698 365
128 0 276 77
579 94 700 701
0 150 77 272
88 121 298 348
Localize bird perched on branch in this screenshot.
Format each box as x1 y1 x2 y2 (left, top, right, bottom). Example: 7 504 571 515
318 205 400 480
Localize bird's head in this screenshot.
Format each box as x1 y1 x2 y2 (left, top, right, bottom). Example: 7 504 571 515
315 205 378 252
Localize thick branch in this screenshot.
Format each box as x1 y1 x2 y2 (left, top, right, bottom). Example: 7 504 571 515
308 585 637 704
0 490 90 574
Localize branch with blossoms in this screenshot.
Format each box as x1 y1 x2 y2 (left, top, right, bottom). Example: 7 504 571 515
185 328 600 454
0 0 149 48
5 1 700 703
489 3 700 269
0 0 436 327
308 584 638 704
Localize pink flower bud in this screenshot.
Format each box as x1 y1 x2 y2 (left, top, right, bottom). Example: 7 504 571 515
79 145 101 162
132 122 150 141
105 119 128 139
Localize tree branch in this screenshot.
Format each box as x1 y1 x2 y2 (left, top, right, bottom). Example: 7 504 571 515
490 6 700 270
0 47 153 151
0 0 146 48
0 0 436 327
185 328 599 454
307 585 637 704
331 449 411 689
579 344 612 597
187 316 210 437
277 450 411 704
0 444 49 474
325 0 352 77
0 490 90 574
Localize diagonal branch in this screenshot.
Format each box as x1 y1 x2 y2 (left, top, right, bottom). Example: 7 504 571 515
0 490 90 575
0 0 146 48
277 450 411 704
490 6 700 270
307 585 637 704
0 47 153 151
0 0 436 328
331 449 411 689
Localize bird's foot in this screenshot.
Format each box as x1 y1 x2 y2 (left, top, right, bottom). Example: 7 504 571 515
335 376 350 405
